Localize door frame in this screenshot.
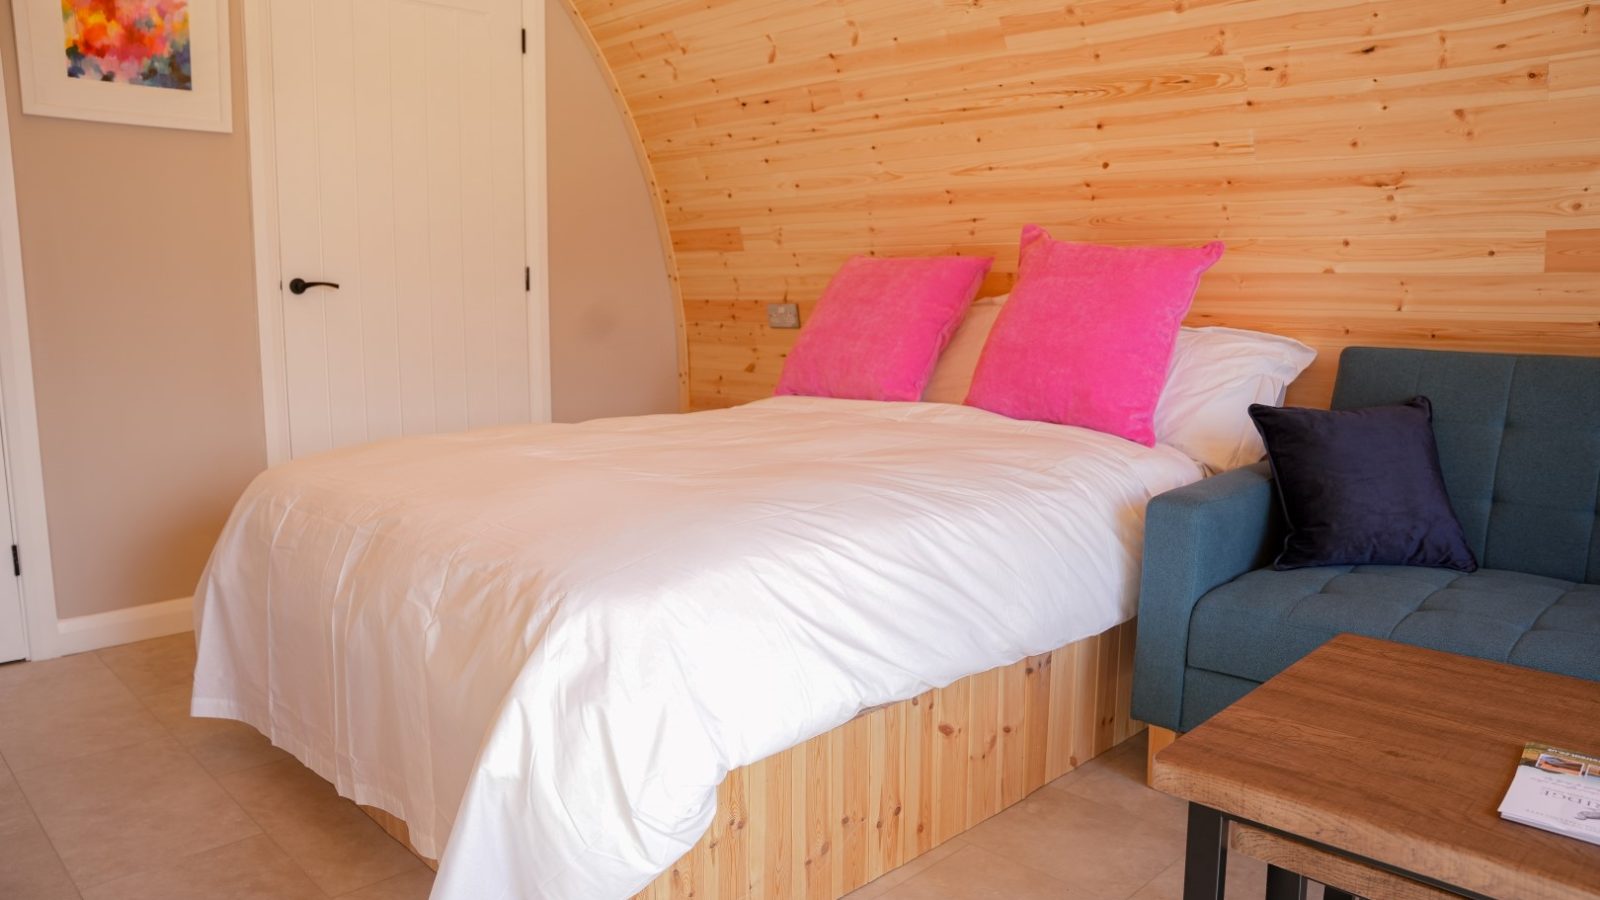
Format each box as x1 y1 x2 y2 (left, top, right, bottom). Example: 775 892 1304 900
0 51 62 660
241 0 552 467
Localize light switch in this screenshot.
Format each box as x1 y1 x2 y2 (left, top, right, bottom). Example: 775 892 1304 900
767 303 801 329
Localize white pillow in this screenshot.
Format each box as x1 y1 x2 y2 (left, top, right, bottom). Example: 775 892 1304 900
922 294 1007 404
1154 327 1316 473
923 301 1314 471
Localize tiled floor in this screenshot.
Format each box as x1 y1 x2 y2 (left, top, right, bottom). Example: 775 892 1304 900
0 634 1307 899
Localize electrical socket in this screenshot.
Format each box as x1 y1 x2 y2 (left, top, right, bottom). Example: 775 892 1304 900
767 302 800 329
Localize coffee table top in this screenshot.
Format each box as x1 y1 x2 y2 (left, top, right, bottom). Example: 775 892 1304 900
1152 634 1600 900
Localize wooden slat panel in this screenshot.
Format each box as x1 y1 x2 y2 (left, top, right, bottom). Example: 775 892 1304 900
1021 652 1052 795
837 716 870 895
803 734 830 900
1094 629 1121 756
964 667 1002 826
1045 640 1078 779
996 658 1029 809
929 675 970 846
565 0 1599 411
359 622 1143 900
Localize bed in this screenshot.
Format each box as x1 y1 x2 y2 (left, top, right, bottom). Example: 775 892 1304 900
190 395 1204 899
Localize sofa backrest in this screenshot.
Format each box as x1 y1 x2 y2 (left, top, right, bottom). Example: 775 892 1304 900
1332 348 1600 584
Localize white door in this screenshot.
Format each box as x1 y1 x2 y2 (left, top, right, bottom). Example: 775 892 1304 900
268 0 533 458
0 422 24 663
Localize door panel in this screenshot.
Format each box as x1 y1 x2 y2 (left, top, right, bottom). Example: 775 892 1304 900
272 0 529 458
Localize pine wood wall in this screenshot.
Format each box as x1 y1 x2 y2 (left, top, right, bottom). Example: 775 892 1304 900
568 0 1600 409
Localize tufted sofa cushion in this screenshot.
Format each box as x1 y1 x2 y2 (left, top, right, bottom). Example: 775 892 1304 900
1332 349 1600 583
1188 566 1600 686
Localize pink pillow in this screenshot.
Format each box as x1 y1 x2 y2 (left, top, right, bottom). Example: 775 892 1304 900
964 226 1223 445
775 255 992 401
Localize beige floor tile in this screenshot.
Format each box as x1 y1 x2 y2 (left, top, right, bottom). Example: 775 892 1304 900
842 878 896 900
1050 734 1186 825
220 760 423 896
96 632 198 698
0 773 80 900
142 684 294 776
336 868 436 900
0 659 167 772
14 736 260 889
961 786 1184 897
0 652 105 690
78 834 325 900
842 837 965 898
880 843 1069 900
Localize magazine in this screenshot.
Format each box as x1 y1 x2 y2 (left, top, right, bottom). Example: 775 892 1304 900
1498 743 1600 846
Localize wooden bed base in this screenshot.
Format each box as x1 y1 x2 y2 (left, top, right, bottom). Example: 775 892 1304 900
361 620 1142 899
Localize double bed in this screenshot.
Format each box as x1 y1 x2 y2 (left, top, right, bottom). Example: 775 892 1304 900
191 395 1205 899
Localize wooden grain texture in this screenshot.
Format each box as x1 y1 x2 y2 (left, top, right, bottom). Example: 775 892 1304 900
1153 635 1600 900
566 0 1600 410
361 621 1139 899
1230 823 1457 900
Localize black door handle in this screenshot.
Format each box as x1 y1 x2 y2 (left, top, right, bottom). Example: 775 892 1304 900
289 278 340 295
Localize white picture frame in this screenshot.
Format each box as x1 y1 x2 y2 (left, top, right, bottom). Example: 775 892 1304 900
11 0 232 133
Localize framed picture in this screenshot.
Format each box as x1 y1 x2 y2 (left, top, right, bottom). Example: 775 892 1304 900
11 0 232 132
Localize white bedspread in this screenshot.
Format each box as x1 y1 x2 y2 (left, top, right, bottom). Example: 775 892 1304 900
191 397 1202 899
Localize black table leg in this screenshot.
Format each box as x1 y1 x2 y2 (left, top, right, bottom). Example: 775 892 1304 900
1183 803 1229 900
1265 865 1307 900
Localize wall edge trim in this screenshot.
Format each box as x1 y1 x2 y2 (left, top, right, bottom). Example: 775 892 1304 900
54 595 193 656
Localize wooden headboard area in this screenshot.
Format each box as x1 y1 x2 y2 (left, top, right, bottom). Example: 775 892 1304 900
567 0 1599 410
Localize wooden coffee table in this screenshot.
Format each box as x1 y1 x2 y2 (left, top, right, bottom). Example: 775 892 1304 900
1151 634 1600 900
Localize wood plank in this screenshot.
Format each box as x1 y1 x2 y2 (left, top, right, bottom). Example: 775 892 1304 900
1230 823 1457 900
996 658 1029 809
929 675 970 846
964 667 1002 826
1021 652 1052 794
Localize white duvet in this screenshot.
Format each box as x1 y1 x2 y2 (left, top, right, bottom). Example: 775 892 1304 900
191 397 1201 899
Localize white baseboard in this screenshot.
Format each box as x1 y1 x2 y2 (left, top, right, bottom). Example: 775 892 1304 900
52 596 194 656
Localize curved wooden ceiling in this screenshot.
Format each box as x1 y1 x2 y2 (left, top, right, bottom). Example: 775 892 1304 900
568 0 1600 410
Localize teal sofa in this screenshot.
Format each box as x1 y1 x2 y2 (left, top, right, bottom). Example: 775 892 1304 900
1131 347 1600 734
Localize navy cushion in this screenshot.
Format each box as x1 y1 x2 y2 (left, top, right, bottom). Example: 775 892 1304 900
1250 397 1477 572
1188 566 1600 685
1332 349 1600 584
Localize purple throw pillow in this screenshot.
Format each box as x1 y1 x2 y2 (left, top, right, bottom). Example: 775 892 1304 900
1248 397 1478 571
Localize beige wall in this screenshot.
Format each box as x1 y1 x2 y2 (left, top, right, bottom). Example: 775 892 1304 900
546 1 678 423
0 3 265 618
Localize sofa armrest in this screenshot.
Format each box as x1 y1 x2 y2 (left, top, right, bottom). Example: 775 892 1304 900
1131 461 1283 731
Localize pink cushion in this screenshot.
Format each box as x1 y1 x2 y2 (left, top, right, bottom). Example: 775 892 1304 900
775 255 992 401
964 226 1223 445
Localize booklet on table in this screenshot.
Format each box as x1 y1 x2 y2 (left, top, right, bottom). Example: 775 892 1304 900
1499 743 1600 846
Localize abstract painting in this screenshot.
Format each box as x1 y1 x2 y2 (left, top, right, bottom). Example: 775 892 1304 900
11 0 227 130
61 0 193 91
